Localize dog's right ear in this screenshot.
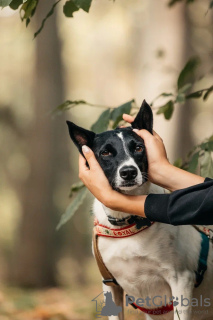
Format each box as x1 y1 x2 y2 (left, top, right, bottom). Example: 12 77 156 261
131 100 153 134
66 121 96 156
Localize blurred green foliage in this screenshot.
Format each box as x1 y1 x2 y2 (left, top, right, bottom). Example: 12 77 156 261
0 0 93 37
1 0 213 37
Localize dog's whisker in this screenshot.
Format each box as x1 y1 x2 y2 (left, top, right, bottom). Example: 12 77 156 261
142 172 149 181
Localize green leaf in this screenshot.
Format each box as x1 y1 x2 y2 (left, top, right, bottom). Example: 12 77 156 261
168 0 194 6
209 0 213 9
168 0 182 7
177 57 200 90
160 93 174 97
9 0 22 9
200 141 213 152
74 0 92 12
150 93 173 107
207 141 213 151
20 0 37 19
110 100 133 129
186 91 203 99
156 100 174 120
0 0 12 7
188 152 199 173
203 85 213 101
200 152 213 178
34 0 61 38
56 187 87 230
91 109 111 133
20 0 38 26
63 0 79 17
53 100 87 113
175 93 185 103
69 181 85 198
178 83 192 93
174 158 182 168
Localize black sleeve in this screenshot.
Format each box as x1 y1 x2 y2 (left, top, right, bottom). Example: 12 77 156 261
145 178 213 225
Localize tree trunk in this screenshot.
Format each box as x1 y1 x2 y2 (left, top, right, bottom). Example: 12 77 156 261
10 0 69 287
173 7 195 160
133 0 194 163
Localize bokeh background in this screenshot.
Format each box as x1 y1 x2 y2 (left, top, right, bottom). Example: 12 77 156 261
0 0 213 319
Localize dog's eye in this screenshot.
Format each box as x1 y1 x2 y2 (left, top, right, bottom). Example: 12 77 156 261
135 145 143 152
101 150 111 156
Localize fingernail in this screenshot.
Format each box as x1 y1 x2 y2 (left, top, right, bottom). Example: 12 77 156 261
82 145 90 153
133 129 139 132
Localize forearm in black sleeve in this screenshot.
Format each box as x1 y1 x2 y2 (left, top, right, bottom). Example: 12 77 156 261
145 178 213 225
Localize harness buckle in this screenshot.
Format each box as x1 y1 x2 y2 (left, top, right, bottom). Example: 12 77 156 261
195 268 206 288
208 229 213 242
194 231 209 288
196 266 207 277
103 278 118 286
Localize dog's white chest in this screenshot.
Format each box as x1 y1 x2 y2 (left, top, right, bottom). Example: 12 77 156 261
97 224 174 300
92 183 213 319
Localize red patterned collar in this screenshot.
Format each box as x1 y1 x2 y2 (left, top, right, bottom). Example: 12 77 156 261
132 301 173 314
94 218 154 238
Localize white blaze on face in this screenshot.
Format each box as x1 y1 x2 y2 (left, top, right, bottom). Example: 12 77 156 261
115 132 143 190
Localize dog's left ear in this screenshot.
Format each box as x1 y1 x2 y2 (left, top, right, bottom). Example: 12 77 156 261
131 100 153 134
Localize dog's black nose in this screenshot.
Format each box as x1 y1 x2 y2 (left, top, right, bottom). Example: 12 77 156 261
119 166 137 181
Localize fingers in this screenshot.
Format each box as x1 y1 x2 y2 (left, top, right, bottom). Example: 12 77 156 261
82 145 99 170
79 153 88 171
122 114 135 123
133 128 163 143
153 130 163 141
132 129 152 141
122 112 163 142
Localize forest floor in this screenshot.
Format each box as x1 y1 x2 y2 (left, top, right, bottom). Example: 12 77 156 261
0 285 145 320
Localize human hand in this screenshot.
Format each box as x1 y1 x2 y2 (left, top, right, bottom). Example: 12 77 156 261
79 145 147 215
122 113 170 185
133 129 170 184
79 146 115 206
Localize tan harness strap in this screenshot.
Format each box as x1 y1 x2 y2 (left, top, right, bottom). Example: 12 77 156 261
93 228 119 287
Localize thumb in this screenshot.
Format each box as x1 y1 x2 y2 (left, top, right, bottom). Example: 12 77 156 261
122 114 135 123
82 145 98 169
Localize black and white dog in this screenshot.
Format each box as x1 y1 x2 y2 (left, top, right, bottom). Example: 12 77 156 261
67 101 213 320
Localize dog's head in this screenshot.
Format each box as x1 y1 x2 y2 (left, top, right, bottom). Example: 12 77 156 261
67 100 153 192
